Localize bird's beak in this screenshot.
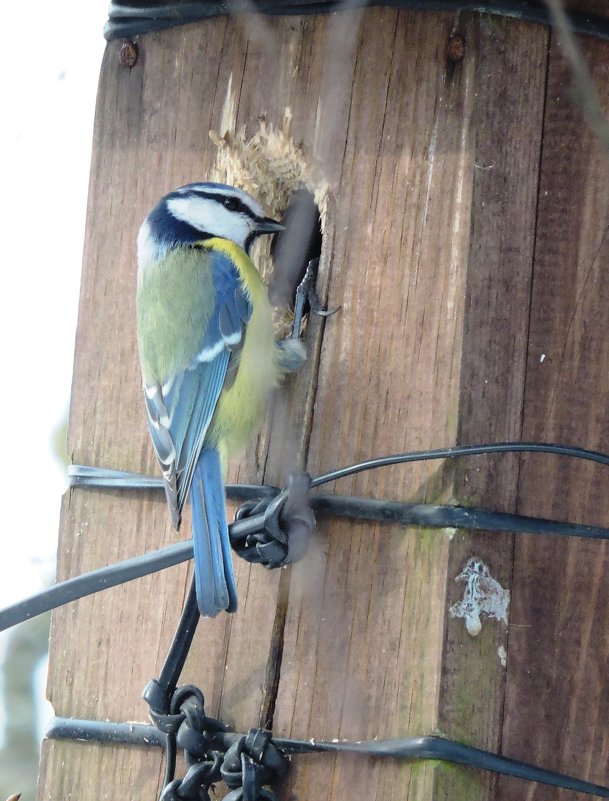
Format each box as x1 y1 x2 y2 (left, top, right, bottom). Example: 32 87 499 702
255 216 285 234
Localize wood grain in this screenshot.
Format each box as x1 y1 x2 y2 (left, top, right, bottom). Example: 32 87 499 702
497 24 609 801
37 6 609 801
273 12 473 801
435 15 548 801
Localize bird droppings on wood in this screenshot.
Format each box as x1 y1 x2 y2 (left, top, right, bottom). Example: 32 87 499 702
449 557 510 637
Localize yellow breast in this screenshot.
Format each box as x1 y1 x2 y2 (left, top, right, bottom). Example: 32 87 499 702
204 238 280 465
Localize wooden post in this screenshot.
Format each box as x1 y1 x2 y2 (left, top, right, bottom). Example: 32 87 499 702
38 7 609 801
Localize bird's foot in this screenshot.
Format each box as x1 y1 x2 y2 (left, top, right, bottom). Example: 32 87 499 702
291 258 340 339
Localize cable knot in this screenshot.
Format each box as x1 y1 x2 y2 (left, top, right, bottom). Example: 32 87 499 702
221 729 289 801
169 685 228 761
232 471 315 568
143 679 185 734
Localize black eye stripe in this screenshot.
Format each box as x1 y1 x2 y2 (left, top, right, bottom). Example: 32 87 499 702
185 190 254 219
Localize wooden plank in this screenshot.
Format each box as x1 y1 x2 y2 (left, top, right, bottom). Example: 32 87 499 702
38 12 411 800
435 14 548 801
39 7 609 801
273 12 549 801
40 19 313 800
497 22 609 801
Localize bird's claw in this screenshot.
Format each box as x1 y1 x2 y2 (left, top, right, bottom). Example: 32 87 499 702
291 258 340 338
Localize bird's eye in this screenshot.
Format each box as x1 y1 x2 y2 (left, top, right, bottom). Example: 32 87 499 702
223 197 240 211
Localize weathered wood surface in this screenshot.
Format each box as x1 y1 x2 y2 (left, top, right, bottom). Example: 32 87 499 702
38 6 609 801
497 21 609 801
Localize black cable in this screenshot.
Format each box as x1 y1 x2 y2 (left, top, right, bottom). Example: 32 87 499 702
5 441 609 632
277 736 609 796
104 0 609 42
67 439 609 503
0 539 193 633
68 442 609 493
46 718 609 798
310 441 609 487
316 495 609 539
5 496 609 632
68 465 276 501
47 717 165 747
47 440 609 799
157 577 200 694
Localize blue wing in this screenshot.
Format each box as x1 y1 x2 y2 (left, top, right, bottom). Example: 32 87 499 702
143 249 253 616
143 249 253 521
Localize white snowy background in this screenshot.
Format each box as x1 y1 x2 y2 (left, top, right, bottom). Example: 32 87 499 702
0 0 109 792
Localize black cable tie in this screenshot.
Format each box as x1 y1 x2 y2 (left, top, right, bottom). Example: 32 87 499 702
143 676 233 797
178 762 214 800
241 751 264 801
147 708 185 735
222 737 248 787
143 679 172 715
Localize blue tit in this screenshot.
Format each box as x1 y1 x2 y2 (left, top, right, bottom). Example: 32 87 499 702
136 182 305 617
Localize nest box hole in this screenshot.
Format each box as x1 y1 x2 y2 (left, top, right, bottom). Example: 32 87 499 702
269 189 322 308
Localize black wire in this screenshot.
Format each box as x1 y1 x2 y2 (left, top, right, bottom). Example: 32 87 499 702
276 736 609 796
318 495 609 540
46 718 609 798
157 577 200 694
0 539 194 633
310 441 609 487
5 441 609 632
68 466 276 500
5 496 609 632
69 441 609 492
104 0 609 42
46 440 609 798
47 717 165 747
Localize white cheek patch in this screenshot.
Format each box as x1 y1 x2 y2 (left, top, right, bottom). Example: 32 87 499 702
167 196 251 248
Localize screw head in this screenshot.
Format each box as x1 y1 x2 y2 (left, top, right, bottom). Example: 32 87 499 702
120 41 138 68
447 33 465 62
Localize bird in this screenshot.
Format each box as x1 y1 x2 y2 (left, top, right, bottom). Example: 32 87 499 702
136 182 305 617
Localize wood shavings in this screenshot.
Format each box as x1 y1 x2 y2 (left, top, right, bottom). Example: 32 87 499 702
210 85 328 287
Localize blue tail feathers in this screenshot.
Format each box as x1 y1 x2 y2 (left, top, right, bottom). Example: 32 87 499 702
190 448 238 616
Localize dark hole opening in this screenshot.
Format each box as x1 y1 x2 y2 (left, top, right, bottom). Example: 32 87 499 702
269 189 323 308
